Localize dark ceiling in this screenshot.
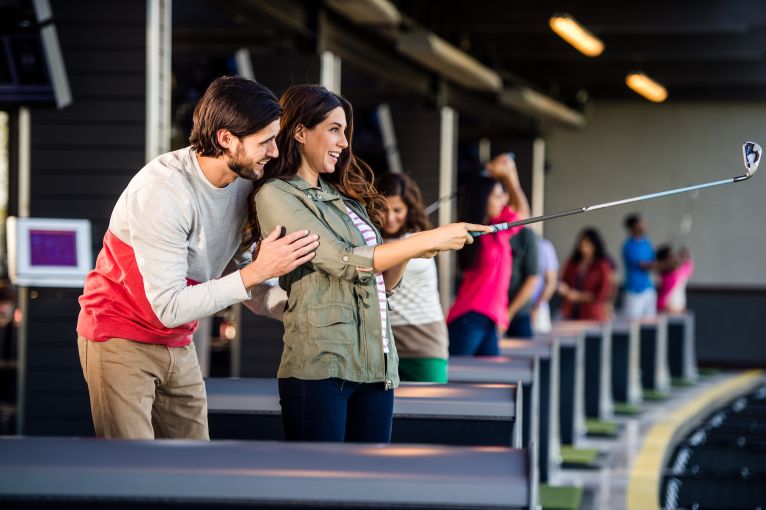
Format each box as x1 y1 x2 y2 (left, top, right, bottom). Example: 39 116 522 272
172 0 766 127
395 0 766 103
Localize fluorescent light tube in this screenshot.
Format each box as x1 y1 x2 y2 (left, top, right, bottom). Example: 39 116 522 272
550 14 604 57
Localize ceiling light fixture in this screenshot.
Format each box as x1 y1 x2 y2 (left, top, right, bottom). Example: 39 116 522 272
626 72 668 102
549 14 604 57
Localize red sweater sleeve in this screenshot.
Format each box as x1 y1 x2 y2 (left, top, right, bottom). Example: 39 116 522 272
592 260 613 303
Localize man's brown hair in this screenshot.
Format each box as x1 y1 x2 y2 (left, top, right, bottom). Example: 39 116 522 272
189 76 281 157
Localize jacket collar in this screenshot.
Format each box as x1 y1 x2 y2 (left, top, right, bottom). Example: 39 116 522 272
284 175 341 201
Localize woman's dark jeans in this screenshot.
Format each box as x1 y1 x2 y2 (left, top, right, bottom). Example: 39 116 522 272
447 311 500 356
278 377 394 442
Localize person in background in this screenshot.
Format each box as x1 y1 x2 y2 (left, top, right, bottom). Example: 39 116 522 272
506 227 539 338
0 281 17 361
559 228 613 321
376 172 449 383
447 154 530 355
250 84 490 443
656 244 694 313
531 236 559 333
621 212 656 318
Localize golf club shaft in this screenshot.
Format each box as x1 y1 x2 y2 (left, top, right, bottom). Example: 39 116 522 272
470 176 738 237
424 192 457 215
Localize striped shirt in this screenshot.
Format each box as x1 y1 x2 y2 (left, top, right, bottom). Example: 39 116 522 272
344 205 389 354
387 234 445 326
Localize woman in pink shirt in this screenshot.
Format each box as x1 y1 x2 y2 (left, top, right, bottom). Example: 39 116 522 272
656 245 694 313
447 154 530 355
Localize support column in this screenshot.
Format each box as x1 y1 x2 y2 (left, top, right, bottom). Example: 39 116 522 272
320 51 342 94
531 137 546 236
18 0 154 435
14 107 30 434
386 105 457 310
145 0 172 162
437 107 458 311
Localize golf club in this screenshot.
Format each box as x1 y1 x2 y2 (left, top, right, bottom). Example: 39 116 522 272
470 141 761 237
425 192 458 215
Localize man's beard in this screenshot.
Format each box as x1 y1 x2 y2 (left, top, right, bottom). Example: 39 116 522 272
227 145 267 181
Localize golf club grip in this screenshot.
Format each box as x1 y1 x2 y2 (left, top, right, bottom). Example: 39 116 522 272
469 225 501 237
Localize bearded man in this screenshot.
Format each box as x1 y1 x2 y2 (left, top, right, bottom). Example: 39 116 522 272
76 76 318 439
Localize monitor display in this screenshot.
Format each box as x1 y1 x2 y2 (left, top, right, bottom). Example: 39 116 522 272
6 217 91 287
29 229 78 267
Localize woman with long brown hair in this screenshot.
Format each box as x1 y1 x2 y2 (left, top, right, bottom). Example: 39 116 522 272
247 84 490 442
376 172 448 383
446 156 530 355
558 228 614 321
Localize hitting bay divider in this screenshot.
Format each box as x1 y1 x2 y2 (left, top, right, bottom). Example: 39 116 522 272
495 339 561 484
639 316 672 397
206 378 523 448
666 312 698 385
612 319 643 410
0 437 536 510
553 321 614 422
449 355 545 488
516 332 587 448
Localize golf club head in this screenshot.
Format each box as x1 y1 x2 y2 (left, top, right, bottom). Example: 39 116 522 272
742 141 762 177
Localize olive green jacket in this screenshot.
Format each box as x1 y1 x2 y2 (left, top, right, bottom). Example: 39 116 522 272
255 175 399 388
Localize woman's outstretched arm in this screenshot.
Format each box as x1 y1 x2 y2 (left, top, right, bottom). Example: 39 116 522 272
376 223 492 290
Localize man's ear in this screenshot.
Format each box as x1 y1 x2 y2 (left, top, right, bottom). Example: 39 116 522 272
217 129 233 149
293 124 306 144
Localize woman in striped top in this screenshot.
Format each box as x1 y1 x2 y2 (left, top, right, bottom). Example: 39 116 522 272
247 84 491 442
376 172 449 383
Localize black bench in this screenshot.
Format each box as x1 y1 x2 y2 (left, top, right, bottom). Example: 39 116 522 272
206 378 524 448
0 436 537 509
553 320 613 421
612 319 643 406
639 316 671 394
666 312 698 383
450 354 558 484
516 332 586 447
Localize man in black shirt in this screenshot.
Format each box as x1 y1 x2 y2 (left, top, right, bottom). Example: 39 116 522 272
506 227 539 338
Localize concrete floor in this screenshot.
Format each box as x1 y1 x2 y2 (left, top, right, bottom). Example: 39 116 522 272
553 372 736 510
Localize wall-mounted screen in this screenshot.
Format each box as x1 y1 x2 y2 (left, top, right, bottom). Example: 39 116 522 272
7 217 91 287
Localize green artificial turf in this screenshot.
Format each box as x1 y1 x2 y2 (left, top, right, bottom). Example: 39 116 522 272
642 389 671 401
540 484 583 510
613 401 642 415
585 418 618 437
560 445 599 467
672 377 696 388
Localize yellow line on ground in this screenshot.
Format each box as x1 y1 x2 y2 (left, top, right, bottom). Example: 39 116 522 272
626 370 764 510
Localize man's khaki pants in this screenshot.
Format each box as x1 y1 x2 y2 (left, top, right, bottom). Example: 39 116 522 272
77 336 209 440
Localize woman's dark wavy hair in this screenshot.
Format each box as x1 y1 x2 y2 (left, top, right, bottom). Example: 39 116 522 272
570 227 609 263
242 84 386 248
189 76 281 157
457 175 504 271
375 172 432 238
